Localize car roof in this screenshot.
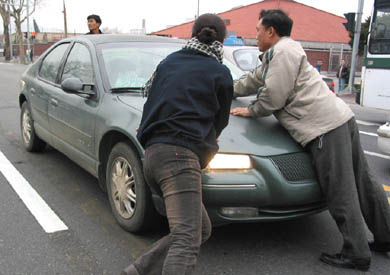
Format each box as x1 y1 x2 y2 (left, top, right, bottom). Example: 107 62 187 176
67 34 187 45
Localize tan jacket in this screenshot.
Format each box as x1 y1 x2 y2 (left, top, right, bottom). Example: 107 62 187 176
234 37 354 146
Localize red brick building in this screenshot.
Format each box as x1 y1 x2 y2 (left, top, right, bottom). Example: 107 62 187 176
152 0 354 72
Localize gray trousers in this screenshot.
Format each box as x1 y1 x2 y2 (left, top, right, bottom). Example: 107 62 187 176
123 143 212 275
307 118 390 258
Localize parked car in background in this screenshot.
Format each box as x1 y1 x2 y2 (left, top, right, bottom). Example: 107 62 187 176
377 121 390 155
19 34 326 233
224 43 335 93
321 76 335 93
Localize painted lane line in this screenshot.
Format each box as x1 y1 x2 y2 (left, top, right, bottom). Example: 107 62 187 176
364 150 390 160
356 120 381 127
0 151 68 233
359 131 378 137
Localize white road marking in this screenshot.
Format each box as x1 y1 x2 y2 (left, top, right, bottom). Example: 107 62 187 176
364 150 390 160
359 131 378 137
356 120 381 127
0 151 68 233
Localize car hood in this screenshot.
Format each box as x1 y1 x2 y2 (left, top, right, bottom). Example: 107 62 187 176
118 95 304 156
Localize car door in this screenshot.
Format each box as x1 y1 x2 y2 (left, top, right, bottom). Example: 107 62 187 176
48 42 99 160
31 43 70 139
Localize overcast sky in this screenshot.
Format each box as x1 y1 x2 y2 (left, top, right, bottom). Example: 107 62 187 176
1 0 374 34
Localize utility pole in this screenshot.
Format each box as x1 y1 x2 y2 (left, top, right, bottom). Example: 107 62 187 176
63 0 67 38
26 0 31 63
197 0 199 18
347 0 364 93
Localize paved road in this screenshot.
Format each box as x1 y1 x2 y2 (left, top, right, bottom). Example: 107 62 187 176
0 62 389 275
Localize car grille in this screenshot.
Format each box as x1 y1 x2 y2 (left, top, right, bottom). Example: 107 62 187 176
269 152 317 182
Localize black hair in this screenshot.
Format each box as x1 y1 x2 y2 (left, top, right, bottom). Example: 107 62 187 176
87 14 102 24
259 9 293 37
192 13 226 44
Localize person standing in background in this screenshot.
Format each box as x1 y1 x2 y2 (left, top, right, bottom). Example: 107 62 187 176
337 59 349 94
86 14 103 34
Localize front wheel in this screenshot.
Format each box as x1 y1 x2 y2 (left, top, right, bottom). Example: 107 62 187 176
106 142 157 233
20 102 46 152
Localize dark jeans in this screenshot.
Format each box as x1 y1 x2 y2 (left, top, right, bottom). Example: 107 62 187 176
123 143 212 275
307 118 390 259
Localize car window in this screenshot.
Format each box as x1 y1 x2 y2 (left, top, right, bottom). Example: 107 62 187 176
61 43 93 84
39 43 69 83
233 48 262 71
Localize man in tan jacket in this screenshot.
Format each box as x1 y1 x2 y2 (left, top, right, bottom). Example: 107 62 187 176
231 9 390 272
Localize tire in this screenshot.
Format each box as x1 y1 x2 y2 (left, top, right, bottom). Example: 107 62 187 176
106 142 157 233
20 102 46 152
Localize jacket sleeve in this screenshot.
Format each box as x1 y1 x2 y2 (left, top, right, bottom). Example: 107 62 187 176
248 49 299 117
214 74 234 138
233 65 264 97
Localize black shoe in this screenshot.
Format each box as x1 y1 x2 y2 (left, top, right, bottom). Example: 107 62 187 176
369 241 390 252
319 253 370 271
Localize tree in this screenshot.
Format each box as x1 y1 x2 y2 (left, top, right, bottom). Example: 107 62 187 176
8 0 42 64
0 0 11 61
347 16 371 56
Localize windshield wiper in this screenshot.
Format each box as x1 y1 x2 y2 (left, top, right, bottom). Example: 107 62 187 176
110 87 144 94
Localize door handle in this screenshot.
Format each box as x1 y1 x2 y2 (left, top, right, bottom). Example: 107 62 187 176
50 98 58 107
30 88 36 95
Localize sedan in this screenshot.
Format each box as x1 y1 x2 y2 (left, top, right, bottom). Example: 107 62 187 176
19 34 326 233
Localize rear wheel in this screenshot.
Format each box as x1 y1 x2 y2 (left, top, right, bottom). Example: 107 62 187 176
20 102 46 152
106 142 157 232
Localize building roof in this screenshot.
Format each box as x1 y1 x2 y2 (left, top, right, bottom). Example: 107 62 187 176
152 0 350 44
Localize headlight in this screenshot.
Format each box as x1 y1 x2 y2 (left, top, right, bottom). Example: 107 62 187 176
207 153 252 170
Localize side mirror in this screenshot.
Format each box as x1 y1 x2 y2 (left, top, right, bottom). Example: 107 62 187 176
61 77 95 96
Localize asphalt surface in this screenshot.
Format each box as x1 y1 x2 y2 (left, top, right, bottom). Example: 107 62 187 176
0 62 389 275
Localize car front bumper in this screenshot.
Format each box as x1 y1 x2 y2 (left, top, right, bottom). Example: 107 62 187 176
202 154 326 226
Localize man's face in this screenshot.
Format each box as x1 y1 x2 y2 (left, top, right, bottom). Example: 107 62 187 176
88 19 100 31
256 19 272 52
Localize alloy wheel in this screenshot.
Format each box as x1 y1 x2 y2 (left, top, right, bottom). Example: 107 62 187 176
110 156 136 219
22 110 32 145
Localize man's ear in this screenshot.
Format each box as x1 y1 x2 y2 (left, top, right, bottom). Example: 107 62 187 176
268 26 276 37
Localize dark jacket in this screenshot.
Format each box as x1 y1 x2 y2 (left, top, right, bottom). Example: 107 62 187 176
137 48 233 168
337 65 349 80
85 30 103 35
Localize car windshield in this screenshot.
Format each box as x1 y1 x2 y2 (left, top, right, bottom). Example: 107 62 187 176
99 42 181 90
98 41 245 92
233 48 261 71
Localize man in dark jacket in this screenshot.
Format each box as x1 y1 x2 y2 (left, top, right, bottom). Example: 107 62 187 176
86 14 103 34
